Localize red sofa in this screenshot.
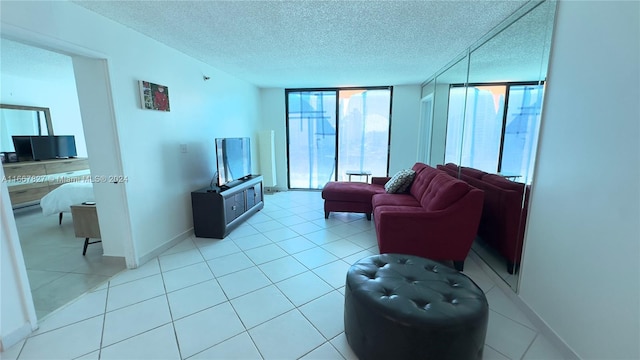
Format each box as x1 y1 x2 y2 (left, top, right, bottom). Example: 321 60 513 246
321 163 484 271
371 163 484 271
437 163 529 273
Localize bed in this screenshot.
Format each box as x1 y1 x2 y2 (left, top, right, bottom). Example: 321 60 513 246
40 182 95 224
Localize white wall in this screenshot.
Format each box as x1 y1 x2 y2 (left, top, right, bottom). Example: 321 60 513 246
519 2 640 359
259 88 288 190
388 85 421 174
0 1 261 262
259 86 421 189
0 40 87 157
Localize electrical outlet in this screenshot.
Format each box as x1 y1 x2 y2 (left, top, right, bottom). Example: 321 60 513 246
180 144 188 153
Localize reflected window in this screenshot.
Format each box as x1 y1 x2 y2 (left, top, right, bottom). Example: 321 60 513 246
445 82 544 182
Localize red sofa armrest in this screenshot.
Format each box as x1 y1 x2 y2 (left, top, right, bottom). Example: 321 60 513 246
372 177 390 186
374 189 484 262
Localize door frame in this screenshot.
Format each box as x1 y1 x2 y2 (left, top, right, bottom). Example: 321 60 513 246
0 23 136 336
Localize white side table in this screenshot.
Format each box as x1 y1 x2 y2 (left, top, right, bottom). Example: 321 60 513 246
346 170 372 183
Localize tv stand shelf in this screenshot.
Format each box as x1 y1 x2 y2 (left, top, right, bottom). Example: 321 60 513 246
191 175 264 239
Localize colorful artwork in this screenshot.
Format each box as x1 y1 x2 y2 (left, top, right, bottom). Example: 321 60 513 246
139 81 170 111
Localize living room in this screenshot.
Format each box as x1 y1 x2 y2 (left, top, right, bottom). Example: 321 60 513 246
1 1 638 359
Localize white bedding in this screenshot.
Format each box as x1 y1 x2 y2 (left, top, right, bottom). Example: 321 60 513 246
40 182 95 216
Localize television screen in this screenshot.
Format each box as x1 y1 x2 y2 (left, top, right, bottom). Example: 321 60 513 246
55 135 77 158
30 136 57 160
215 137 251 187
12 136 35 161
11 135 77 161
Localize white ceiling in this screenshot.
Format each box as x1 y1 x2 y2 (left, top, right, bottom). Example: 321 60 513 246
68 0 528 88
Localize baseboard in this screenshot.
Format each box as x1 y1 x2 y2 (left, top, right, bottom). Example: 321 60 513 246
137 228 194 267
0 321 33 352
467 252 580 359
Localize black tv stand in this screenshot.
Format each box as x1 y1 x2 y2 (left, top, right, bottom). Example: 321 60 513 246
191 175 263 239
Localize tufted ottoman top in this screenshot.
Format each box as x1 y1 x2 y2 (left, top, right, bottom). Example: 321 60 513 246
347 253 487 328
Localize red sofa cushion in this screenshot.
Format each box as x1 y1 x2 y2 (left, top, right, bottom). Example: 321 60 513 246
409 165 440 200
322 182 385 202
372 193 421 208
461 167 486 179
420 173 471 211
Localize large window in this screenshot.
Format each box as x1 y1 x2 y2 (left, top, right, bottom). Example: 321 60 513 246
445 82 544 182
286 88 391 189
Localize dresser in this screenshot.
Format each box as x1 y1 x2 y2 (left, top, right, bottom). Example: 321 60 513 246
2 158 90 208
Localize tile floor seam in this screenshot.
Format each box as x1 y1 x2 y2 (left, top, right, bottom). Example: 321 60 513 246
297 301 339 343
244 329 266 360
99 322 174 356
227 288 296 332
93 281 109 358
518 332 540 360
158 264 185 360
490 306 539 332
486 342 513 359
328 333 349 360
104 293 169 314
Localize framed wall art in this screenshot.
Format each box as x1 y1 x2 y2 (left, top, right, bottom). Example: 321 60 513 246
139 80 170 111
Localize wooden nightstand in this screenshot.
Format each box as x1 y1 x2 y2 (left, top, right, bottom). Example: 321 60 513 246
70 203 102 255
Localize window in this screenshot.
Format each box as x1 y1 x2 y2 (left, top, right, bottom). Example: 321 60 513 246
445 82 544 182
286 87 392 189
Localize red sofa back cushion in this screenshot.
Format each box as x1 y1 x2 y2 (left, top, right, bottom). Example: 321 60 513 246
420 173 470 211
409 164 439 199
461 167 486 179
482 174 525 193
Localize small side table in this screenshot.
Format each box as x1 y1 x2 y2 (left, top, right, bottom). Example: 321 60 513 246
70 203 102 255
346 170 372 183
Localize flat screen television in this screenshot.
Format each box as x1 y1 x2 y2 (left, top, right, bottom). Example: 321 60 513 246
30 136 57 160
55 135 77 158
12 136 36 161
215 137 252 188
11 135 77 161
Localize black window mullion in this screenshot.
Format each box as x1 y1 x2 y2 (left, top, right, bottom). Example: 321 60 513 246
497 85 511 173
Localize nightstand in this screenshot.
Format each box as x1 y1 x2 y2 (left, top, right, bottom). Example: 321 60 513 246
70 203 102 255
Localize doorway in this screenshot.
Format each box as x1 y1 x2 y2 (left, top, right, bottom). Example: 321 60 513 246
286 87 392 189
1 35 134 325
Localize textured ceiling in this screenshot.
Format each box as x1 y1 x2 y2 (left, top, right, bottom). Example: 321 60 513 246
70 0 529 88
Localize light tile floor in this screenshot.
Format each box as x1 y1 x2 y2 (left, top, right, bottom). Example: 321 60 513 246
3 191 567 359
13 206 126 319
472 237 519 289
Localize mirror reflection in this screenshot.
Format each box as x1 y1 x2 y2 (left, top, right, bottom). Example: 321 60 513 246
0 104 54 153
430 54 470 168
421 0 556 291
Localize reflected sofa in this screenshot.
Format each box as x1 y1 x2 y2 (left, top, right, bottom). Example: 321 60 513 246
437 163 529 273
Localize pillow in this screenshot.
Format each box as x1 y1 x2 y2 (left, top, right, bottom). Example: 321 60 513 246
384 169 416 193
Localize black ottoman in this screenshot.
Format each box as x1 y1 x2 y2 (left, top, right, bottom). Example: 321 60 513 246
344 254 488 360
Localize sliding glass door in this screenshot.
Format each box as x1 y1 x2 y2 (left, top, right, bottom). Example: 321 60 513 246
286 87 391 189
286 91 337 189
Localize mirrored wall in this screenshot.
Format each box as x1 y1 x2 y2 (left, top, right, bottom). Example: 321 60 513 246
418 0 557 291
